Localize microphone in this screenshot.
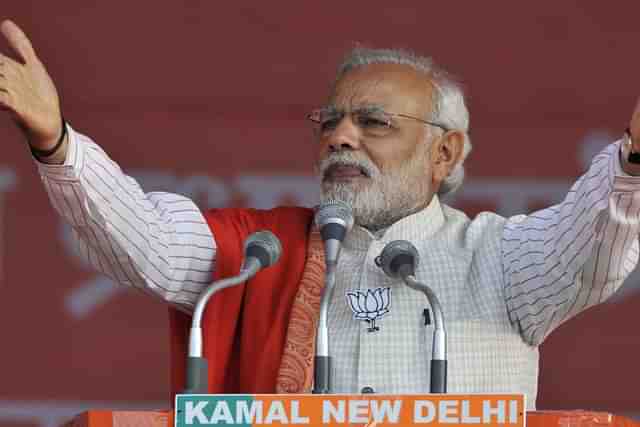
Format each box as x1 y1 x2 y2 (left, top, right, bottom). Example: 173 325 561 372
313 200 354 394
376 240 448 394
183 230 282 394
241 231 283 274
315 199 354 265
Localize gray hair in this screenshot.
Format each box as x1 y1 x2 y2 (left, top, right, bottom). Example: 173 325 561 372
335 47 472 197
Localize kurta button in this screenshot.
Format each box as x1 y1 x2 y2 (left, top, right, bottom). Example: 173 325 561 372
361 386 375 394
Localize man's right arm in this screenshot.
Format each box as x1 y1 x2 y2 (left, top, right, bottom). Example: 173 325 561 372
0 20 216 312
38 125 217 311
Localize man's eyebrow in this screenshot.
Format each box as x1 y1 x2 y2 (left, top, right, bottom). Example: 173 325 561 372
323 104 339 114
324 103 386 113
356 104 385 113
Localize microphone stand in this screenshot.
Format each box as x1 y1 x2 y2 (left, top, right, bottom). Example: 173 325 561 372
183 260 260 394
403 274 447 394
312 200 353 394
313 260 337 394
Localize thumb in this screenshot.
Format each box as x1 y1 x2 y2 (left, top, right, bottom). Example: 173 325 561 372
1 20 37 64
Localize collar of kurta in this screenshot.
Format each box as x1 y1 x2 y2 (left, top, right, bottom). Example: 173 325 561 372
344 196 446 251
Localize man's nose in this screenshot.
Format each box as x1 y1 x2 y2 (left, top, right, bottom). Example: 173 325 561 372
327 116 362 152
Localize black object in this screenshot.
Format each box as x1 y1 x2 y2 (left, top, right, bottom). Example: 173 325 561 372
629 152 640 164
312 356 331 394
245 244 271 269
430 360 447 393
361 386 375 394
423 308 431 326
31 116 67 158
183 357 208 394
375 240 418 278
319 222 347 242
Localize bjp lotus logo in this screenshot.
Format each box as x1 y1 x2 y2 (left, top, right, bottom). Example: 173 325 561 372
346 287 391 332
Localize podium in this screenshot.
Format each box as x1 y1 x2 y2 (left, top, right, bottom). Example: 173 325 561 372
65 410 640 427
64 410 170 427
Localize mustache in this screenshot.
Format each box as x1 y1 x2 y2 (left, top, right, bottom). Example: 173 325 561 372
317 152 378 179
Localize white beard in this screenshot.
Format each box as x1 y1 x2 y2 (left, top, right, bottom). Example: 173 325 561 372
318 148 431 231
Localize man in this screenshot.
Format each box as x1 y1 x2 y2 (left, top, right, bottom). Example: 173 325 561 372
1 20 639 409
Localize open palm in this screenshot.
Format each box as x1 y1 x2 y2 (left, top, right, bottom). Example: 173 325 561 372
0 20 62 149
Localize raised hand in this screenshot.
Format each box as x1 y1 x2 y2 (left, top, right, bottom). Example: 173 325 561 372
0 20 63 151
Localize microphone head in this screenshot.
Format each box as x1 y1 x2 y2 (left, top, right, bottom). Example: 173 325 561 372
375 240 419 279
315 200 354 241
244 230 282 268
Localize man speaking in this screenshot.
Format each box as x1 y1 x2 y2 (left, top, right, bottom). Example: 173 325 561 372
1 19 639 409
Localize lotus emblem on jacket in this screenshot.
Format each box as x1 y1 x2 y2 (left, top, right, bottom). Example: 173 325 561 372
345 287 391 332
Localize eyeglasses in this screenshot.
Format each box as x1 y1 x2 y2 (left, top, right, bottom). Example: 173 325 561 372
306 106 450 138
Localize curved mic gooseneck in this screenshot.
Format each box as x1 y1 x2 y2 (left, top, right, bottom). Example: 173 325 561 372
376 240 448 394
183 230 282 394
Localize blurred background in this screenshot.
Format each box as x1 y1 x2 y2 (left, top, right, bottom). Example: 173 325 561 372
1 1 640 425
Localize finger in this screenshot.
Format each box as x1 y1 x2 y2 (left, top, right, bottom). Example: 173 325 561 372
0 88 12 111
0 20 37 64
0 59 19 88
0 70 10 94
0 51 21 70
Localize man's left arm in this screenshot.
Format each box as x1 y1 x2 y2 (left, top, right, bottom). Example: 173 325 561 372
502 114 640 346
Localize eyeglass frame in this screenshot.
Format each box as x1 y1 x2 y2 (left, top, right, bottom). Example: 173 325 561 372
306 105 451 136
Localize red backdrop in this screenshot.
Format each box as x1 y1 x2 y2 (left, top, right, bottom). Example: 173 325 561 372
1 2 639 425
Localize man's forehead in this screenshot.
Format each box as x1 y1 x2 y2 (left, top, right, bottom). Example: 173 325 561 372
329 63 434 112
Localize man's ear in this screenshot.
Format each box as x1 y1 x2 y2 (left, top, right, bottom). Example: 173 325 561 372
429 130 466 186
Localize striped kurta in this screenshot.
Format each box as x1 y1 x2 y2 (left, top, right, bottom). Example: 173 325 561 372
37 125 640 409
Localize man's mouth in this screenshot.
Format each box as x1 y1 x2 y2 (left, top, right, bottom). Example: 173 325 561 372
323 163 370 181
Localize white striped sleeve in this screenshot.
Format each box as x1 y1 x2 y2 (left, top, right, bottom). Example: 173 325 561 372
502 141 640 345
35 124 217 312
